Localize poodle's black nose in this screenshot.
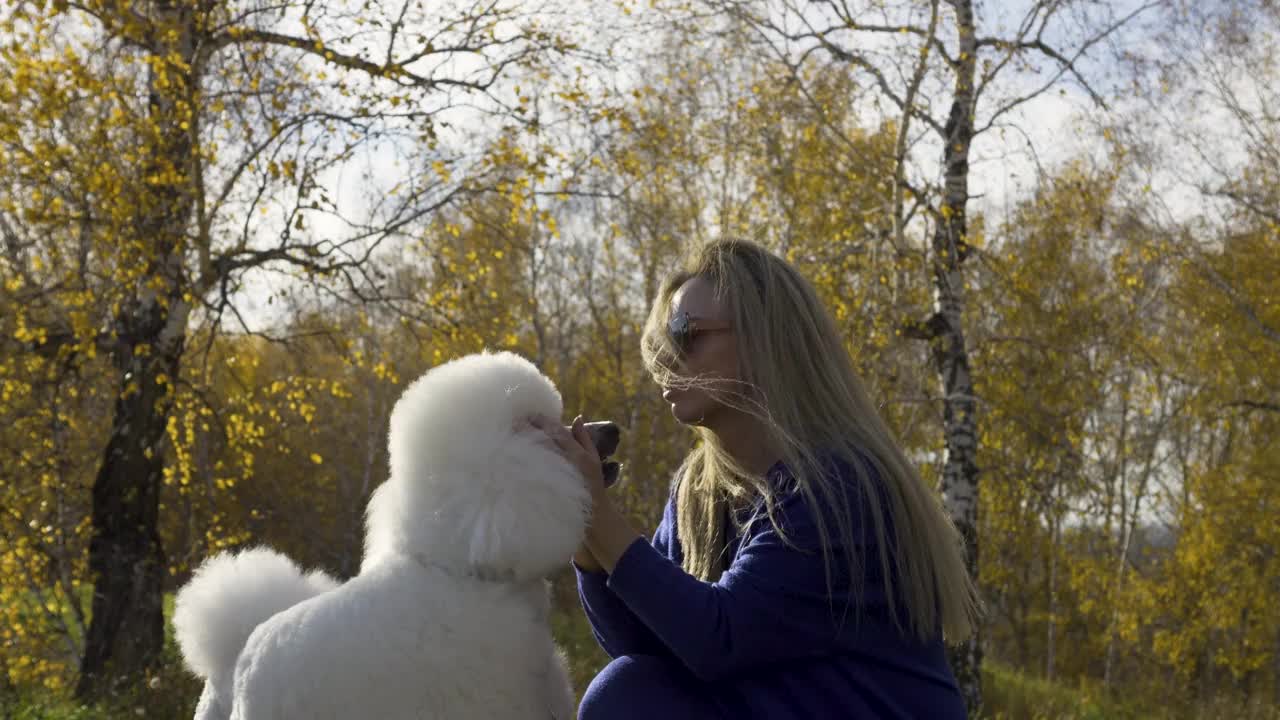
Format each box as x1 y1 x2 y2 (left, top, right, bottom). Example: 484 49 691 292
582 421 621 459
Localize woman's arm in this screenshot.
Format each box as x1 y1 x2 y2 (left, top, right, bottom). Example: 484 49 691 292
574 498 679 659
587 473 879 683
529 414 671 659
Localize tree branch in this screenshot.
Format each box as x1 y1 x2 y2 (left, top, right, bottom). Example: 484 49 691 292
975 1 1161 136
205 27 548 93
902 311 947 341
1224 400 1280 414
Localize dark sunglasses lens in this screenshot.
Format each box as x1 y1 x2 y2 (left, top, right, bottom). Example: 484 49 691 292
667 314 690 353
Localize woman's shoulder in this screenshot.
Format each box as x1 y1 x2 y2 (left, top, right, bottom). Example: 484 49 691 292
759 447 892 540
768 446 885 496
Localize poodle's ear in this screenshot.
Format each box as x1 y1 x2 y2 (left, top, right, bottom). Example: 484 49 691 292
466 436 592 581
361 481 399 573
409 434 592 582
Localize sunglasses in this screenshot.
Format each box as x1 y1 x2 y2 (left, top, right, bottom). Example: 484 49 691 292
667 311 732 355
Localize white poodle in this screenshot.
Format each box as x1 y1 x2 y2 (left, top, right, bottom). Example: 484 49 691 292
173 350 610 719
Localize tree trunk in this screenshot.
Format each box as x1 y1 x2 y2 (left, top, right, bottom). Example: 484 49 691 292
1 653 17 718
933 0 982 714
75 0 198 698
1103 383 1130 689
75 304 186 699
1272 624 1279 707
1046 505 1059 681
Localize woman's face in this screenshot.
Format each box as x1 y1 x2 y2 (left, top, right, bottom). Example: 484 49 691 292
662 276 741 427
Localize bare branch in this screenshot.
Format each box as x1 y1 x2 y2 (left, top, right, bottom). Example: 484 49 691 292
893 0 940 250
720 0 947 135
976 2 1161 133
1208 188 1280 225
205 26 552 93
1225 400 1280 414
809 0 956 65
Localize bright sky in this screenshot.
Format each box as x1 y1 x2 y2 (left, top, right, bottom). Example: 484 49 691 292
2 0 1223 328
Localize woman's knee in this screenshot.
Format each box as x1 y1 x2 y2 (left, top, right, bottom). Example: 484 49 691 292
578 654 716 720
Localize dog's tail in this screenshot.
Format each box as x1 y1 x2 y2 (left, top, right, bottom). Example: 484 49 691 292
173 547 340 684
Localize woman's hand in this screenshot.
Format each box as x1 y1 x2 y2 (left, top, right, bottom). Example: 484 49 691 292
527 414 607 572
528 414 641 573
530 414 607 502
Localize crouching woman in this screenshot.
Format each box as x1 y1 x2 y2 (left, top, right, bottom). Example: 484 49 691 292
535 239 981 719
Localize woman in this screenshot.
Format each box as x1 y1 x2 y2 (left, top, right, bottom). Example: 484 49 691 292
532 239 980 719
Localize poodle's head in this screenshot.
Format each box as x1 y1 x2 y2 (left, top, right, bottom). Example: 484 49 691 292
362 350 592 582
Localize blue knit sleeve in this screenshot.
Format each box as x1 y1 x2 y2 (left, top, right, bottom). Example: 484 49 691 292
574 497 681 659
603 461 877 682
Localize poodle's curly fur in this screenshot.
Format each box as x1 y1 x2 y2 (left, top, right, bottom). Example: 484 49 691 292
173 351 588 719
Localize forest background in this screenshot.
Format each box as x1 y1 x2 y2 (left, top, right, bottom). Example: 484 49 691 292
1 0 1277 717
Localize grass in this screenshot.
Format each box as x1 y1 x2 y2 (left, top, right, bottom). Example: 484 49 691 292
1 593 199 720
5 593 1277 719
980 662 1145 720
0 658 1180 719
8 656 1279 719
550 598 610 704
980 662 1280 720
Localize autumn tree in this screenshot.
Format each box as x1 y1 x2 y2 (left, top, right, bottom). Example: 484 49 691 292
0 0 574 697
1113 2 1280 699
961 98 1278 703
969 161 1119 679
560 16 938 496
698 0 1164 708
1124 0 1279 368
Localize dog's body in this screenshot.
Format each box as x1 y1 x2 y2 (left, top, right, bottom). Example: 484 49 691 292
228 556 572 719
174 351 600 719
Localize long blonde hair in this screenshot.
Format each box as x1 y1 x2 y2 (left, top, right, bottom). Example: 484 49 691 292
640 239 980 643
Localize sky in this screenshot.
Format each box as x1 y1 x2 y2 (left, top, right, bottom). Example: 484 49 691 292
3 0 1228 328
225 0 1155 330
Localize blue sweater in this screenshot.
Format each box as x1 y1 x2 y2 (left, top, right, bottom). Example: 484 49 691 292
575 456 966 718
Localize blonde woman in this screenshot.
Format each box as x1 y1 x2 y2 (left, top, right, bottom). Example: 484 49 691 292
532 239 980 719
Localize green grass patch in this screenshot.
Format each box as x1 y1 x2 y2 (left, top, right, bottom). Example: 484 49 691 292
982 661 1144 720
1 592 200 720
549 599 610 707
982 661 1280 720
7 593 1277 720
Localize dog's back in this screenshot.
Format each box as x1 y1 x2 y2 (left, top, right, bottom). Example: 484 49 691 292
230 555 570 719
